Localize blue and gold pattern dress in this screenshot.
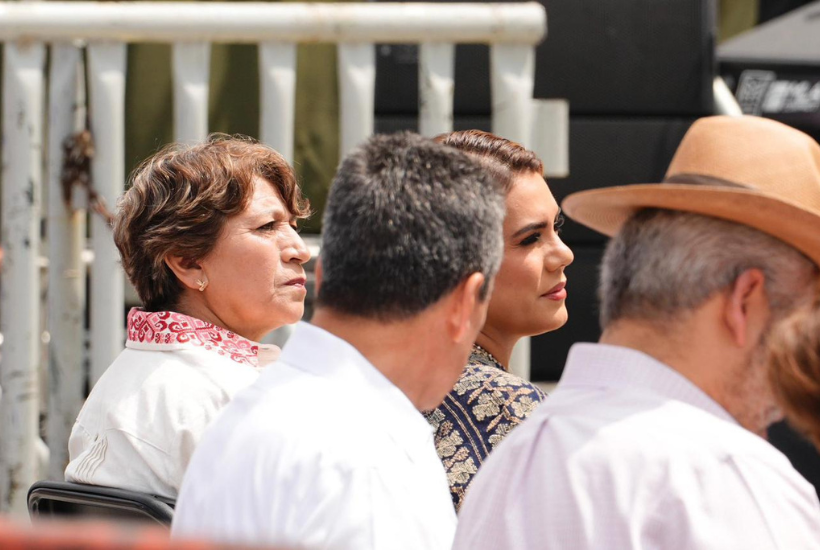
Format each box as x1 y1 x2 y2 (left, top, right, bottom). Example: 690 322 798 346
426 345 546 510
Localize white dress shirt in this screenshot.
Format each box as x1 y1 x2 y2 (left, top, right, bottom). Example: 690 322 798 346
65 309 276 498
172 321 456 549
453 343 820 550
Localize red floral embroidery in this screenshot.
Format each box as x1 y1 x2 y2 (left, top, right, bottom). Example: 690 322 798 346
127 308 260 367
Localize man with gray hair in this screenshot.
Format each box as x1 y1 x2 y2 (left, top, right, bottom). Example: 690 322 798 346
172 132 505 549
453 116 820 549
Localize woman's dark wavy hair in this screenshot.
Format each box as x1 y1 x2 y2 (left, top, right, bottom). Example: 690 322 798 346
434 129 544 192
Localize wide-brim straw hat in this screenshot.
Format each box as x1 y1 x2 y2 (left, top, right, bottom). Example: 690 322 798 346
561 115 820 267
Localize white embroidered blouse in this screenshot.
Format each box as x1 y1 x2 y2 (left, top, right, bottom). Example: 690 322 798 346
65 308 280 499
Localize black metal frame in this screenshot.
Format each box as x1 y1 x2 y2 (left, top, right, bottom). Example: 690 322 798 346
28 480 175 526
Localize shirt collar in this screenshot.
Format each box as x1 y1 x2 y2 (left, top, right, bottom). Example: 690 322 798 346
279 322 434 456
558 343 738 425
126 308 279 368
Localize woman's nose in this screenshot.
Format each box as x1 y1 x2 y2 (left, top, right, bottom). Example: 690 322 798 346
283 229 311 264
546 236 574 272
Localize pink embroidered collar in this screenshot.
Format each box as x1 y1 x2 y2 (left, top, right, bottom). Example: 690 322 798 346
127 308 263 367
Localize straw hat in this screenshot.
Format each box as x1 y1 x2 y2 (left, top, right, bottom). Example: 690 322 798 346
561 115 820 267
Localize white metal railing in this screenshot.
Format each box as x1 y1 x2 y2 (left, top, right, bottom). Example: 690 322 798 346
0 1 551 516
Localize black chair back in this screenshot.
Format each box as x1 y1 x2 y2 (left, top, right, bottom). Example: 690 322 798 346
28 480 175 526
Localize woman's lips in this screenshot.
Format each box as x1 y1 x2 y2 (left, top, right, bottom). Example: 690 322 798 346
285 277 307 288
543 281 567 301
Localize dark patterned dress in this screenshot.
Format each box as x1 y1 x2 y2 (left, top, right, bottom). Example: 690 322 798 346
426 345 547 511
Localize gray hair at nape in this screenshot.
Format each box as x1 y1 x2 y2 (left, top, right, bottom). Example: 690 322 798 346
598 208 818 330
317 131 506 322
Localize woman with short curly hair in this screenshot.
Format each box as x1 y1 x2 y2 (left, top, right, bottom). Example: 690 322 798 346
66 135 311 498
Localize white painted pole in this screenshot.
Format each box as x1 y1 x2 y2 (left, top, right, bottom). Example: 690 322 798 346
418 43 454 137
0 3 547 45
338 43 375 158
172 41 211 143
258 40 299 385
490 44 535 146
713 76 743 117
0 41 46 516
491 44 536 380
259 42 297 163
46 44 88 480
509 337 531 382
259 33 297 348
87 42 127 386
531 98 569 179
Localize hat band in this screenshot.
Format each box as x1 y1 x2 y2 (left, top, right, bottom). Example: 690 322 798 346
663 173 751 189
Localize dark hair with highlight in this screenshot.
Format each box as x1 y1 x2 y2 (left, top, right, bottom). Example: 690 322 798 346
114 134 310 312
434 130 544 192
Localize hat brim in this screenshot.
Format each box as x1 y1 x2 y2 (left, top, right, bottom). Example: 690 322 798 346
561 184 820 268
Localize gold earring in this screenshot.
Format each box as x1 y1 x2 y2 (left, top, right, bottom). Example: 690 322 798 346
196 278 208 292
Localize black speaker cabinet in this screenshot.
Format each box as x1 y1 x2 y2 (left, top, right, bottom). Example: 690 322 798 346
550 116 695 244
375 0 717 116
534 0 716 115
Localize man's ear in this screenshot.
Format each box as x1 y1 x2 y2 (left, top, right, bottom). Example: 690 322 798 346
724 268 769 348
448 272 487 343
165 255 204 292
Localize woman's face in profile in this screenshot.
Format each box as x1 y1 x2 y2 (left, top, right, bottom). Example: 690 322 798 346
484 171 574 339
198 177 311 341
